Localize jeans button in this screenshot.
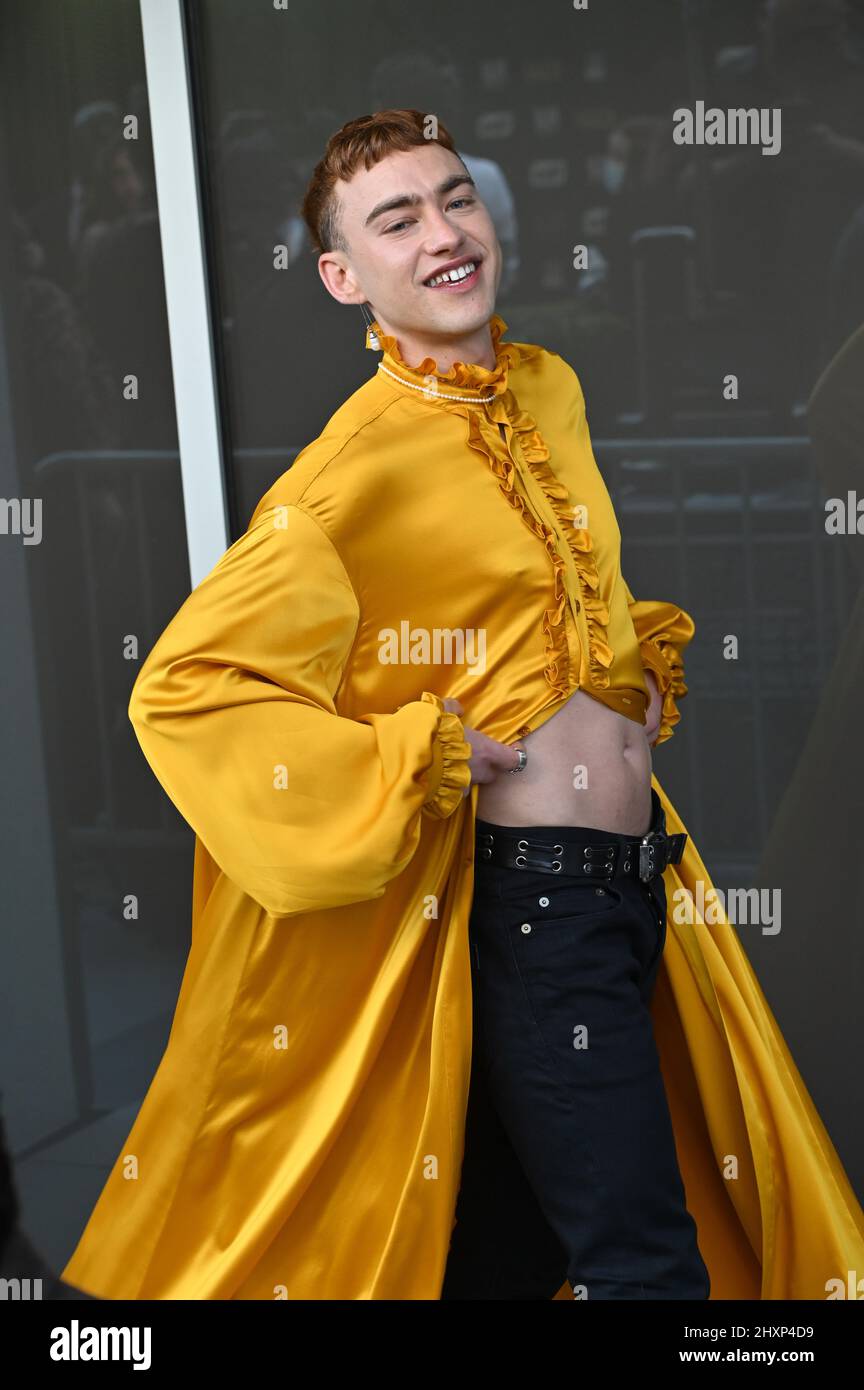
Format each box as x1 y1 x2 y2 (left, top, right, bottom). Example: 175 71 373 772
539 896 549 907
520 922 532 934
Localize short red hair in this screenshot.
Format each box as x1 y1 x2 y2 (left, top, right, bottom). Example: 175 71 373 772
301 108 462 256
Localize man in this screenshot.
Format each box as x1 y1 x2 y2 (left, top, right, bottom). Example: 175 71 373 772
62 110 864 1301
305 111 705 1300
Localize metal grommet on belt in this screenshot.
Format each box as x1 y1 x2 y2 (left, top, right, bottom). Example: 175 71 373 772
475 817 688 882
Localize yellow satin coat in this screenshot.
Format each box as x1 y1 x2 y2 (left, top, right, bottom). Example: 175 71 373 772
62 315 864 1299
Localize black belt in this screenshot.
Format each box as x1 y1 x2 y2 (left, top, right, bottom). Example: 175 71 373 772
475 799 687 885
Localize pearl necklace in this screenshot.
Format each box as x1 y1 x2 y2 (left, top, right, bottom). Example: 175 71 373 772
376 361 497 403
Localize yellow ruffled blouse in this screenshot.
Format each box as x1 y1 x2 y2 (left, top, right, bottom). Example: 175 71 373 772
62 315 864 1300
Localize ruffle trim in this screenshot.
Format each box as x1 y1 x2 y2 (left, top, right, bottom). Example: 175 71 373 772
419 691 472 819
371 314 614 702
640 638 689 745
369 313 521 398
466 397 615 700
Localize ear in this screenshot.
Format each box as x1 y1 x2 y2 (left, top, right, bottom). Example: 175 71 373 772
318 251 366 307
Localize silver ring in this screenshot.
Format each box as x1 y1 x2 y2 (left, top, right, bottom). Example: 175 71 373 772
508 748 528 774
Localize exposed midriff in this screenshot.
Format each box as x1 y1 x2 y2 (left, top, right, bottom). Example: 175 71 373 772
476 685 653 834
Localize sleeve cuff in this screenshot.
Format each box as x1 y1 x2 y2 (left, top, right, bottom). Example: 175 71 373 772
419 691 473 819
639 639 688 746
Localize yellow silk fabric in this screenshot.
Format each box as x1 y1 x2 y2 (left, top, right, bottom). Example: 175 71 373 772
62 316 864 1299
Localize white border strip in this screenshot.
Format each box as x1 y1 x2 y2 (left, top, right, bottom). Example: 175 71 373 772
139 0 229 586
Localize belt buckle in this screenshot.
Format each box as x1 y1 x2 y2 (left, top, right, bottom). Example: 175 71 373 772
638 829 665 883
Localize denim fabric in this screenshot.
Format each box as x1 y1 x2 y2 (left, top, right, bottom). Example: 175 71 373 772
441 802 711 1301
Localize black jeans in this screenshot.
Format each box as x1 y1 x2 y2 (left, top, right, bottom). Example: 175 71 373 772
441 794 711 1301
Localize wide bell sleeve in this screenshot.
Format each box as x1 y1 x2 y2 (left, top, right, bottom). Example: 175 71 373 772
622 579 696 745
127 502 472 917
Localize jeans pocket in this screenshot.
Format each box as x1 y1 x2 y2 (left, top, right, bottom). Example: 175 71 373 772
501 869 625 927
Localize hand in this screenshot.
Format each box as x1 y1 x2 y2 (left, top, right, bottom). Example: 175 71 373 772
441 698 524 795
643 670 663 745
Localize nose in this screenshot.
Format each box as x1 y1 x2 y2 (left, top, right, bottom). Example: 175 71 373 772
422 203 468 253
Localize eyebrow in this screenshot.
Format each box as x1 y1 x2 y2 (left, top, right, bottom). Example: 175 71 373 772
364 173 476 228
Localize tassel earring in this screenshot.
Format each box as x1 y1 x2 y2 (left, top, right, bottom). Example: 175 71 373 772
360 302 380 351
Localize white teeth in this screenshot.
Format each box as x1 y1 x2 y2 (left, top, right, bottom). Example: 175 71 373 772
426 260 477 287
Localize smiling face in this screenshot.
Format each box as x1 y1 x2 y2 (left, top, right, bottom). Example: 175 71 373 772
317 141 502 371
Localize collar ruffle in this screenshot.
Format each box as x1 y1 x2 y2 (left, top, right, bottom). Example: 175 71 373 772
369 313 615 703
368 312 521 401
